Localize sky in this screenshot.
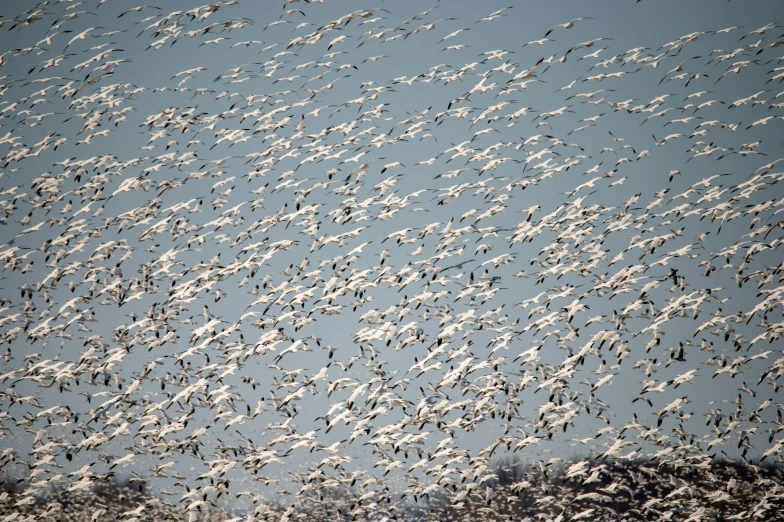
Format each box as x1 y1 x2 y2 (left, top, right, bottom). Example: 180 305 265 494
0 0 783 511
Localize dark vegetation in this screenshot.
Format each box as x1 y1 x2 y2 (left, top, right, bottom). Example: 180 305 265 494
1 457 782 521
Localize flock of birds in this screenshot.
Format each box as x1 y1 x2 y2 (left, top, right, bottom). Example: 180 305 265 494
0 0 783 520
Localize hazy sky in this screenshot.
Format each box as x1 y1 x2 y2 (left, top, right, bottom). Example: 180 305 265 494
0 0 783 508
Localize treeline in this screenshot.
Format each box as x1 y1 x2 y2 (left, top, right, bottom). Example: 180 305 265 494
1 457 783 521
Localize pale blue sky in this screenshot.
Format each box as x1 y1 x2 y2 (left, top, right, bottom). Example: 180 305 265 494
0 0 783 507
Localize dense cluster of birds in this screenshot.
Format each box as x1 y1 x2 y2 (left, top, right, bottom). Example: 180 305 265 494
0 0 784 520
